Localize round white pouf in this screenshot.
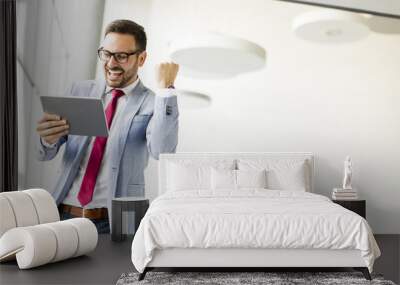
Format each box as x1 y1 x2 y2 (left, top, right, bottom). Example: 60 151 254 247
66 218 98 257
0 191 39 228
0 189 60 238
42 221 79 262
24 188 60 224
0 196 17 237
0 226 57 269
0 218 98 269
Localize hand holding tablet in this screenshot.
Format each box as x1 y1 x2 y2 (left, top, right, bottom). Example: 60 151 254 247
36 113 70 145
38 96 109 143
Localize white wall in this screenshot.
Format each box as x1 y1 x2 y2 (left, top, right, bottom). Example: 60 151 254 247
17 0 105 189
16 0 37 188
100 0 400 234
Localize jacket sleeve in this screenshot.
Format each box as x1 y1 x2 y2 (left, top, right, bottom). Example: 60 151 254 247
36 136 68 161
36 83 75 161
146 95 179 160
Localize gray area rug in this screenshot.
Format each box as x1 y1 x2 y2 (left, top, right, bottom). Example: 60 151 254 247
116 271 396 285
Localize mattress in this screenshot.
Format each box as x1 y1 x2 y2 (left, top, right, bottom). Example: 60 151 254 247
131 189 380 273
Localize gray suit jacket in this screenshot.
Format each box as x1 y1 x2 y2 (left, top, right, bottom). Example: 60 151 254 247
37 79 179 226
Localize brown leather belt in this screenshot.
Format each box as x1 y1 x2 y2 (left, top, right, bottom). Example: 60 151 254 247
60 204 108 220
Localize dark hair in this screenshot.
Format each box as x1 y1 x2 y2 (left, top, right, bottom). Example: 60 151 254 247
105 19 147 51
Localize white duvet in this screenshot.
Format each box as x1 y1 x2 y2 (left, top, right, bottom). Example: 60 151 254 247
131 190 380 273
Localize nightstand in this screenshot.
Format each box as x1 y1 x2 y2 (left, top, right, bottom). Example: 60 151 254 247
332 199 366 219
111 197 149 242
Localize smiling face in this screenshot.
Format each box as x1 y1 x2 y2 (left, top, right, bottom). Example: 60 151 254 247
101 32 146 88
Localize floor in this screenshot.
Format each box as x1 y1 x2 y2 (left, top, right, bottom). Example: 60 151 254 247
0 235 134 285
374 234 400 284
0 235 398 285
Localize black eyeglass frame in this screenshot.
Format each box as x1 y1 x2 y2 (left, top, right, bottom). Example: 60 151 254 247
97 48 142 63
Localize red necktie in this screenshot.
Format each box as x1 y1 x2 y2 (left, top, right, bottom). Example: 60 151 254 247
77 89 125 206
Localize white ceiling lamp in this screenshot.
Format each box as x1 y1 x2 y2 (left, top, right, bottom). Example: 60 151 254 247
293 10 370 43
169 32 266 79
364 15 400 34
176 89 212 110
276 0 400 19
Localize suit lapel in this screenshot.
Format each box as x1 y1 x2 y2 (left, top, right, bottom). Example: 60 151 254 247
93 79 107 99
115 80 148 166
89 79 147 172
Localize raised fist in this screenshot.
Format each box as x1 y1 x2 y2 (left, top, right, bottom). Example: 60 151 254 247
156 62 179 88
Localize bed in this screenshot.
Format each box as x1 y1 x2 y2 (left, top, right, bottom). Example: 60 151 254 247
131 152 380 280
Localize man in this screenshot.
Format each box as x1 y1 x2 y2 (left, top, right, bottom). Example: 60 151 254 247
36 19 179 234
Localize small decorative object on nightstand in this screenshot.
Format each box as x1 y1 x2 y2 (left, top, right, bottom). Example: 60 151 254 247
342 155 353 190
332 199 366 219
332 156 359 200
111 197 149 242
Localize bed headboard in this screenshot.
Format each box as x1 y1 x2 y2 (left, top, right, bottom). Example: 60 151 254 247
158 152 314 196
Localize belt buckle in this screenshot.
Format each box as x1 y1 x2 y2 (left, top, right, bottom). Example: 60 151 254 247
82 208 88 218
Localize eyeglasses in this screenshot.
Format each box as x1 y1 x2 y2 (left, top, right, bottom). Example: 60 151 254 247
97 48 141 64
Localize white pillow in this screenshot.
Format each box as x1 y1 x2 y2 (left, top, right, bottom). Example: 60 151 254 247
267 164 307 191
237 169 267 189
168 163 210 191
211 169 268 190
166 159 235 192
211 168 236 190
237 159 309 191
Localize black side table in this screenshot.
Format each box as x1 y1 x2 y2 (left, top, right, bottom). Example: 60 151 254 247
112 197 149 242
332 199 366 219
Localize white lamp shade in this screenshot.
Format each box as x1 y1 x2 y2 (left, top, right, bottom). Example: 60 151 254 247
169 33 266 79
176 89 211 109
366 16 400 34
293 10 370 43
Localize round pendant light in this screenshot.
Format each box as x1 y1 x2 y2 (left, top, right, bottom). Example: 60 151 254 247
175 89 211 109
365 16 400 34
169 33 266 79
293 10 370 43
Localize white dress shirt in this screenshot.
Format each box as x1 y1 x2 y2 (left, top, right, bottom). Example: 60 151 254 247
57 77 175 208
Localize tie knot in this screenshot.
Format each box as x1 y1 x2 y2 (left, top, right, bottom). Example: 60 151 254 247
111 89 124 99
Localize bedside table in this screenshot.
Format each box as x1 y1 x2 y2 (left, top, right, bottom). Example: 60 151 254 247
332 199 366 219
111 197 149 242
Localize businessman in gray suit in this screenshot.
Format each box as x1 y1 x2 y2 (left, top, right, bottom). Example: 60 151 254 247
36 19 179 233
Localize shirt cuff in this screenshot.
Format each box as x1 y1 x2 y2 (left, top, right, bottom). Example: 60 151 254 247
41 137 57 148
156 88 176 98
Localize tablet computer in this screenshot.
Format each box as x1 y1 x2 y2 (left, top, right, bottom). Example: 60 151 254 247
40 96 109 137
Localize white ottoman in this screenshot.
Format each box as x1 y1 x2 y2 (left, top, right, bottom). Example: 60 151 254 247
0 189 98 269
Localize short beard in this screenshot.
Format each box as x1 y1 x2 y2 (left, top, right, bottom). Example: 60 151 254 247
105 65 138 88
